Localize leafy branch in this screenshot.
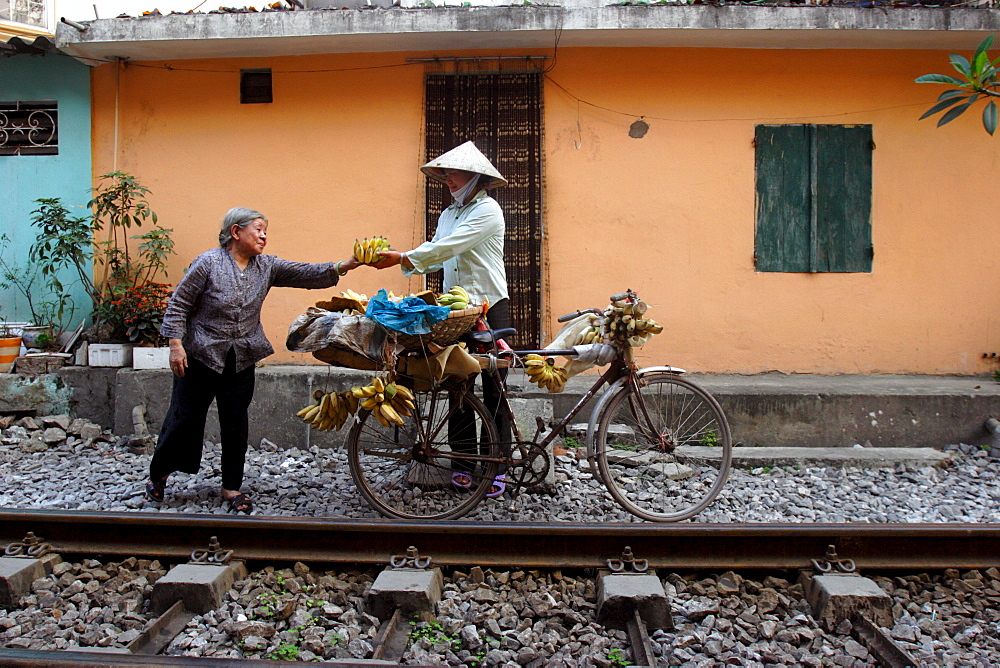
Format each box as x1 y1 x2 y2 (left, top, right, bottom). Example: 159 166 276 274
916 35 1000 135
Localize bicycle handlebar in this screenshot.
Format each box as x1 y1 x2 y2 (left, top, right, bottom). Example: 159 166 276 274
556 308 603 323
557 291 638 323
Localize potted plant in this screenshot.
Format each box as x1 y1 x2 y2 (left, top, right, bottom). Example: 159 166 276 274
0 230 76 353
27 172 174 366
103 281 172 369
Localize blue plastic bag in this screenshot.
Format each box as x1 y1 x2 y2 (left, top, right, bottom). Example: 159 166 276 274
365 289 451 335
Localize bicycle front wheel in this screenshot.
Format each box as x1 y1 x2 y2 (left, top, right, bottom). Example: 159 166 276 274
347 386 500 520
596 373 732 522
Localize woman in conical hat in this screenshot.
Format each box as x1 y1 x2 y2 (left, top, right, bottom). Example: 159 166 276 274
374 141 511 495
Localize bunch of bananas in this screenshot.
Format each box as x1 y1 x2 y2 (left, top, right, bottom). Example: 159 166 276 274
437 286 474 311
577 322 604 346
351 376 416 427
353 237 391 264
602 298 664 349
296 389 359 431
524 353 569 393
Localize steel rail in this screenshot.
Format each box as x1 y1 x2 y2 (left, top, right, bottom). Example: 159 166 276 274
2 509 1000 569
0 648 387 666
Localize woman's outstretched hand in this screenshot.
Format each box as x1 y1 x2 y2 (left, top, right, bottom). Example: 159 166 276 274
340 256 362 273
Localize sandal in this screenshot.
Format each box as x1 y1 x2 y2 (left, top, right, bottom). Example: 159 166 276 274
144 479 166 503
487 474 506 498
224 493 253 514
451 472 472 490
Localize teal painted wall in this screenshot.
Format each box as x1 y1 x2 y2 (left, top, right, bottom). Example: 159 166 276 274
0 53 91 329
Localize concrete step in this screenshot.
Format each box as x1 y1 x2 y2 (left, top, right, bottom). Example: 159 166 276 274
516 371 1000 450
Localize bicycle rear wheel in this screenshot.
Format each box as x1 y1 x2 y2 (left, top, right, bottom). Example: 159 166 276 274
347 386 500 520
596 373 732 522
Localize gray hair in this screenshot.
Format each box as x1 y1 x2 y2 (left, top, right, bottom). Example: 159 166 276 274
219 207 267 247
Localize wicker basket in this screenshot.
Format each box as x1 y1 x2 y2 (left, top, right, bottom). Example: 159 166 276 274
392 307 482 353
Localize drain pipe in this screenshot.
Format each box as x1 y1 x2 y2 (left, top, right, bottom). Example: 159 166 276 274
984 418 1000 457
60 17 88 32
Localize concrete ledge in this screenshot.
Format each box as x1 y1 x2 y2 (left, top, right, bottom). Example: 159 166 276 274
551 372 1000 449
15 367 999 454
55 6 1000 63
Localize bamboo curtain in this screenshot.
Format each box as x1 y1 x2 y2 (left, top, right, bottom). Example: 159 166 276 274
424 67 543 349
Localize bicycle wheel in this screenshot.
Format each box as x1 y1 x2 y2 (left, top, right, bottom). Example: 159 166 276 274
596 373 732 522
347 385 500 520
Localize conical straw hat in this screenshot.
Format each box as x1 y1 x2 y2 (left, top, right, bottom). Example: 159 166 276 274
421 141 507 189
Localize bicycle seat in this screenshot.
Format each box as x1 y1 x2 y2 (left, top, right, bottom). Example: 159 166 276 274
465 327 517 344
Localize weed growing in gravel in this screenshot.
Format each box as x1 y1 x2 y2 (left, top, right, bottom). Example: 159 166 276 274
266 641 300 661
257 590 280 617
408 618 461 652
607 647 629 668
563 436 583 449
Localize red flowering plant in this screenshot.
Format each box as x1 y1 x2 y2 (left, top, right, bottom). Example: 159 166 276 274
95 281 172 346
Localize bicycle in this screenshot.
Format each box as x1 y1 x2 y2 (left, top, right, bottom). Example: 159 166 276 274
345 290 733 522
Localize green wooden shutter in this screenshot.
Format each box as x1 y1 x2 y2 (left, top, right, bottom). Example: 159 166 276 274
755 125 811 272
755 124 872 273
814 125 872 272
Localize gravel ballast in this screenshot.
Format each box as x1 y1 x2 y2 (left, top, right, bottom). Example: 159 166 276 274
0 415 996 523
4 557 1000 665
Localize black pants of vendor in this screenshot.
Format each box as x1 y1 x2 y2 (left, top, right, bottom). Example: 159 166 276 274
451 298 511 473
149 349 256 491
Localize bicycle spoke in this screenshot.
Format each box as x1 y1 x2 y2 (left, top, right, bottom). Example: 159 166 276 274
348 387 500 520
597 373 732 522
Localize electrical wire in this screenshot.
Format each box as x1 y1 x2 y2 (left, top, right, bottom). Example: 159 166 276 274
544 73 928 122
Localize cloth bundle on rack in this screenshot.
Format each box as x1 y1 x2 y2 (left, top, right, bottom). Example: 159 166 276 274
544 313 617 379
286 307 392 370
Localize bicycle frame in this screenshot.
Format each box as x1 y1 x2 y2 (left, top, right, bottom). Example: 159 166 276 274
474 348 625 477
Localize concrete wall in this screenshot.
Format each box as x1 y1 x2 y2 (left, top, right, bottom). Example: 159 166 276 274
86 46 1000 375
40 367 1000 450
0 53 92 329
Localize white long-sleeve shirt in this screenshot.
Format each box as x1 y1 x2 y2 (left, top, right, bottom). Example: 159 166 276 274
403 190 509 308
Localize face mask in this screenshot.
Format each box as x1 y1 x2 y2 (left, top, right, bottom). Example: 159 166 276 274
451 173 481 208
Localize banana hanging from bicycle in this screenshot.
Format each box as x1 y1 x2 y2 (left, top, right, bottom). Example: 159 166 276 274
296 376 415 430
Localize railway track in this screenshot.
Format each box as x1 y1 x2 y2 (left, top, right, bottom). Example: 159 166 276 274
2 509 1000 666
1 509 1000 568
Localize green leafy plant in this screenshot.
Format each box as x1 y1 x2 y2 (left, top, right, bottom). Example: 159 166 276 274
607 647 629 668
266 642 300 661
27 172 174 343
916 35 1000 135
0 224 77 348
563 436 583 449
257 590 280 617
699 429 720 447
408 618 461 652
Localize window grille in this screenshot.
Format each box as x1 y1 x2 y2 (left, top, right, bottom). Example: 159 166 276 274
0 0 47 29
0 100 57 156
240 69 272 104
424 68 544 349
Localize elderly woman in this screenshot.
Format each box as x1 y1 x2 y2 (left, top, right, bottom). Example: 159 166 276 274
373 141 511 495
145 207 362 513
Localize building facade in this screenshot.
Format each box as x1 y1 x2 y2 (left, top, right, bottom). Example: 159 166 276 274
42 5 1000 374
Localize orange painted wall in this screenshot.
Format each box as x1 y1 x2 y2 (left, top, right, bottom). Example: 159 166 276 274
90 47 1000 374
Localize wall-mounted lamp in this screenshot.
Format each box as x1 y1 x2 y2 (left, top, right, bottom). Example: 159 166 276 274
629 119 649 139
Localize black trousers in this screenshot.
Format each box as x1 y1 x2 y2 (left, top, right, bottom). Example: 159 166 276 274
149 348 256 491
451 299 511 472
